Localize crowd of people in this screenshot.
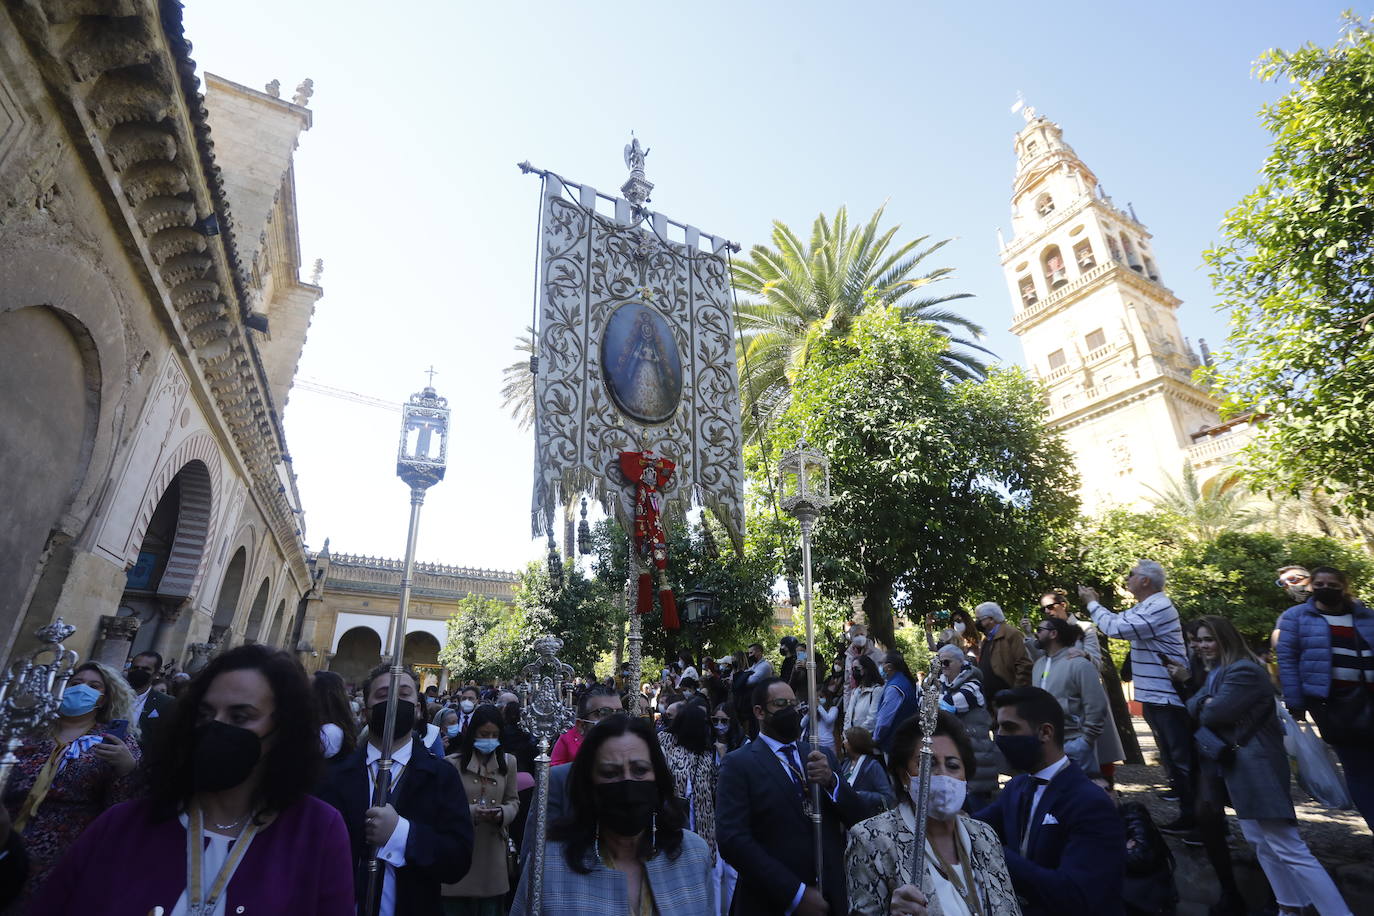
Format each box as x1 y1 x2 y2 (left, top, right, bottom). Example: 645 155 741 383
0 559 1367 914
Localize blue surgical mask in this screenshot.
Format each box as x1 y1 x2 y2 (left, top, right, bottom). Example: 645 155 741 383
473 738 500 755
445 725 461 738
59 683 102 717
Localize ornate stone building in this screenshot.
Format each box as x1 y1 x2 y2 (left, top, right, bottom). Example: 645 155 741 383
301 545 519 687
1000 108 1253 513
0 0 322 670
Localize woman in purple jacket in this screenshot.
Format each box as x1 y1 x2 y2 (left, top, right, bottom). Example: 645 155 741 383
31 644 354 915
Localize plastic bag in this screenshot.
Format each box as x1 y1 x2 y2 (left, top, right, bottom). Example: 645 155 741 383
1277 702 1353 809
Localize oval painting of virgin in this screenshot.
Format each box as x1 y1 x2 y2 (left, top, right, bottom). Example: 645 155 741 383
600 301 683 425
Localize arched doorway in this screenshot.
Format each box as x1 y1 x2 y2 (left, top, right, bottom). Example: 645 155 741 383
1 306 99 653
211 547 247 649
117 461 214 660
333 626 383 686
266 598 287 647
403 631 442 692
244 578 270 642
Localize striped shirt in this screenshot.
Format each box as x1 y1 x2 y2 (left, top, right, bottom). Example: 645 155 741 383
1088 593 1187 707
1322 613 1374 689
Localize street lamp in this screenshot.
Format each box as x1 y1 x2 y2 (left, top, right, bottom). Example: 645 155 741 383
778 440 831 892
362 382 449 916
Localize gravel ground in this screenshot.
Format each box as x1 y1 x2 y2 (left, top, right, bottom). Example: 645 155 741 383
1113 717 1373 915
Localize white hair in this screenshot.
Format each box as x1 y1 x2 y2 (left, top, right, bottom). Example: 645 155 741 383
937 644 966 663
974 601 1005 623
1135 560 1167 589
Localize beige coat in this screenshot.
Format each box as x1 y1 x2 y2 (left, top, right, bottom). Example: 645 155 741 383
442 751 520 899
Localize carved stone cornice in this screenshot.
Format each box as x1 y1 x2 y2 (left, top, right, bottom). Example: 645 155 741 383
8 0 309 586
98 614 140 642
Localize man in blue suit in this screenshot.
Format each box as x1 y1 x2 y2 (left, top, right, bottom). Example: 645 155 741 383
975 686 1125 916
717 677 868 915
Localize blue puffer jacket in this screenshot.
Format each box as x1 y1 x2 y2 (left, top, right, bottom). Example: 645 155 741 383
1276 597 1374 708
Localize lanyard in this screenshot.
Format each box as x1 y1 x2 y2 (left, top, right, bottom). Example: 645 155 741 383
186 805 263 916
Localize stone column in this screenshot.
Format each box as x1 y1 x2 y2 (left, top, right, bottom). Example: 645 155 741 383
94 615 140 667
151 598 189 663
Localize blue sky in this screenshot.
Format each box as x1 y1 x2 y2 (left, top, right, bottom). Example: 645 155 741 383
183 0 1354 572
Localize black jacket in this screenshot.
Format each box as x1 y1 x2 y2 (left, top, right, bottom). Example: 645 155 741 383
716 737 867 915
315 737 474 916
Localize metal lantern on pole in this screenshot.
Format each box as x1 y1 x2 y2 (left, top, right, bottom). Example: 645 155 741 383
777 440 831 891
362 381 449 916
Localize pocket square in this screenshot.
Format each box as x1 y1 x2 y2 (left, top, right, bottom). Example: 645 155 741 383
1041 812 1059 826
148 710 159 718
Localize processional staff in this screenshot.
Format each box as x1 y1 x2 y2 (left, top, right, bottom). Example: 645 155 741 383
908 673 944 893
362 382 450 916
520 636 576 915
0 619 80 791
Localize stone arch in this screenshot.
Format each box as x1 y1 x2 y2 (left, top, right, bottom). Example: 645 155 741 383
128 436 222 598
266 598 287 647
1041 244 1066 289
244 578 271 642
332 626 383 686
212 546 248 638
403 630 441 667
0 304 102 651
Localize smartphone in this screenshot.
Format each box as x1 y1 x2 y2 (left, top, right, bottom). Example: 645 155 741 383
104 718 129 742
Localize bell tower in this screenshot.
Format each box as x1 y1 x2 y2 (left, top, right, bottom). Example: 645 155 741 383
1000 106 1225 512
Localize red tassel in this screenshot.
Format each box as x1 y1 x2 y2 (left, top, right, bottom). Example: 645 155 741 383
636 573 654 615
660 588 679 630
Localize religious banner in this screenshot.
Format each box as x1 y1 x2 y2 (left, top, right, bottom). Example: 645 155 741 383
526 144 745 565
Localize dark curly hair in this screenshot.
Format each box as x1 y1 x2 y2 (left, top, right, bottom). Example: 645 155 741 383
550 715 685 874
144 644 320 823
886 709 977 794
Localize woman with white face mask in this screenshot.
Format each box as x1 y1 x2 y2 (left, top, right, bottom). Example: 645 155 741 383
845 711 1019 916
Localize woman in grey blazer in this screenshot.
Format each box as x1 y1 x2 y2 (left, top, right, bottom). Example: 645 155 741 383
1188 616 1352 916
839 727 896 816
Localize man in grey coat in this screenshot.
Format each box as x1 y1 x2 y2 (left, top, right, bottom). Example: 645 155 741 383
1032 617 1110 775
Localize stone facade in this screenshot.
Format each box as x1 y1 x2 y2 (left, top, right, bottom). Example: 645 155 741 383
302 545 519 687
0 0 321 670
1000 109 1251 513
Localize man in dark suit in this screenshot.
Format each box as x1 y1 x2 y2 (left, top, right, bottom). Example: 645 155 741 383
125 651 174 741
717 677 868 916
975 685 1125 916
316 663 473 916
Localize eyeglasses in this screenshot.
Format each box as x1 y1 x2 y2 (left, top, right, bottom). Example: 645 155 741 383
1279 574 1310 585
1039 599 1064 611
763 699 798 711
711 717 730 725
938 659 959 667
1035 624 1055 633
582 706 622 721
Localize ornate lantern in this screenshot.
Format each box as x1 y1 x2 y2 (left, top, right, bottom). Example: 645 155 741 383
396 385 450 490
680 588 720 626
778 440 832 524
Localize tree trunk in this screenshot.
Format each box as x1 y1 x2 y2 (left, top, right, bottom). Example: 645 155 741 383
862 575 896 651
1099 644 1144 765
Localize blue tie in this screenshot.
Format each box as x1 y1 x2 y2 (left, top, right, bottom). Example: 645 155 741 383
780 744 806 800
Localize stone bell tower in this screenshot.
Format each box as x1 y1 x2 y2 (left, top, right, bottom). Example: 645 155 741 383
1000 106 1227 513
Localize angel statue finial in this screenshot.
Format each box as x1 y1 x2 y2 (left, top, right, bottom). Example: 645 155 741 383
624 134 649 177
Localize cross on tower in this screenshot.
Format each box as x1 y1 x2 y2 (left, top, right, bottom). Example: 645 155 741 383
424 365 438 386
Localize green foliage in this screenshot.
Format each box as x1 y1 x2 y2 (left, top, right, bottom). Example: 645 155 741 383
516 560 623 679
1047 508 1374 645
1146 463 1261 540
733 205 987 439
1203 14 1374 515
439 593 536 683
770 306 1080 647
590 518 777 676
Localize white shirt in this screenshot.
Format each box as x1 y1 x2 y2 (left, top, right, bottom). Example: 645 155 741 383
320 723 344 759
1022 754 1071 853
130 687 151 723
364 740 415 916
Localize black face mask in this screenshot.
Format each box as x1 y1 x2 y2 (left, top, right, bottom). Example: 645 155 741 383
765 705 802 743
126 668 153 690
192 720 262 792
593 779 658 837
369 699 416 741
1312 586 1345 607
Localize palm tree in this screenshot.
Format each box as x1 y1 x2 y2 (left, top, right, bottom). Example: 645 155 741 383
732 204 990 439
1147 462 1261 540
499 327 536 431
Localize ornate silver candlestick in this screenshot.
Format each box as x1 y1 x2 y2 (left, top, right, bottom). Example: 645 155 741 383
521 635 576 915
909 674 943 890
0 619 79 790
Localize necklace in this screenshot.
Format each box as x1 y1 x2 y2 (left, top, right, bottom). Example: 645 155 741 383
207 812 248 831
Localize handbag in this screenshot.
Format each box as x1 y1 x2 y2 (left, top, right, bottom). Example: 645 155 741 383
500 826 519 881
1311 688 1374 745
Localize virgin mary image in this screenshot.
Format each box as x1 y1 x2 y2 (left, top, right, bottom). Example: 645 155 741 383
601 302 683 425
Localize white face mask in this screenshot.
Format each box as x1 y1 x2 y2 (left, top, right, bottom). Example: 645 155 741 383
459 699 475 714
853 635 867 648
909 773 967 821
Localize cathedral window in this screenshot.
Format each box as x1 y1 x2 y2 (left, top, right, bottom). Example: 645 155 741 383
1036 193 1055 216
1018 276 1038 306
1073 240 1096 271
1085 328 1106 351
1042 245 1067 288
1048 349 1067 370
